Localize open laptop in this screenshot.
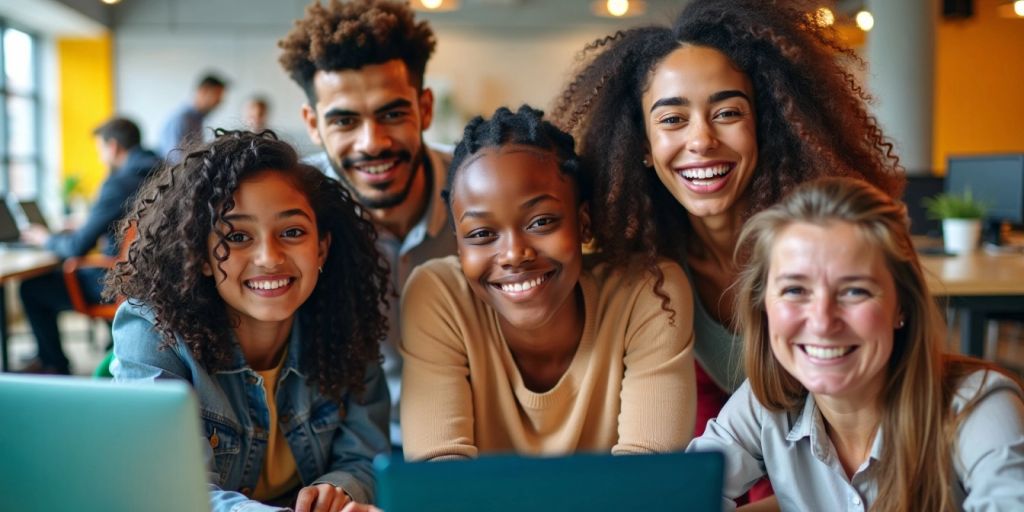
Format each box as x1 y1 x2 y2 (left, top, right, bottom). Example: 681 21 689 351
0 200 21 243
19 199 50 230
0 374 209 512
375 450 724 511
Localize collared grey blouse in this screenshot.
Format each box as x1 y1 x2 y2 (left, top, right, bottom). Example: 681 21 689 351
687 370 1024 511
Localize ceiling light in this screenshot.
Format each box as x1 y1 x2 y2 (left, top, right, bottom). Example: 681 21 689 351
100 0 121 4
591 0 645 18
855 10 874 31
607 0 629 17
1015 0 1024 16
411 0 459 12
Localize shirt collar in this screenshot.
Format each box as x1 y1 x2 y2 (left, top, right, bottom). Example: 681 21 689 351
787 392 884 468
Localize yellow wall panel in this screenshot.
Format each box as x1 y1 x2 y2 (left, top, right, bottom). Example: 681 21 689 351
57 34 113 198
934 0 1024 173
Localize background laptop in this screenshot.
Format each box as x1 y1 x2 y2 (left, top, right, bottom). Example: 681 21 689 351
19 199 50 230
0 374 209 512
0 200 21 243
375 450 724 512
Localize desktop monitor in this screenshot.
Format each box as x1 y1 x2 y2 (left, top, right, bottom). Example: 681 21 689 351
946 154 1024 244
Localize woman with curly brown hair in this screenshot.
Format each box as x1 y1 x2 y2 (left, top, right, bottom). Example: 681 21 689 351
553 0 904 449
108 130 391 512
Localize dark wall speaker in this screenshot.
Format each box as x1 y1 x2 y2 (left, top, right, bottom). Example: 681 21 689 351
942 0 973 18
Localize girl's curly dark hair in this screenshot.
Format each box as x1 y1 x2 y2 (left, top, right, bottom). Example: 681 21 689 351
104 130 390 402
552 0 904 276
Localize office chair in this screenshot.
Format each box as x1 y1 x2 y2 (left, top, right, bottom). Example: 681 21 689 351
61 224 136 348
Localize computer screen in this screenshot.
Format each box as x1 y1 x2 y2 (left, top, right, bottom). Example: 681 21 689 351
946 154 1024 225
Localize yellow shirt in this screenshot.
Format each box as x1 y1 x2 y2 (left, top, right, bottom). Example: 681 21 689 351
252 351 301 501
400 256 696 461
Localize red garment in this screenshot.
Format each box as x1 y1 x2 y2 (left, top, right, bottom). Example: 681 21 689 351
695 362 774 503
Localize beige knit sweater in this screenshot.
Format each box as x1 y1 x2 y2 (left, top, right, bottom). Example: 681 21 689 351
400 256 696 461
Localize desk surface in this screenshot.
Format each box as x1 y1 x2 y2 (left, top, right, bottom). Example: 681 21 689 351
920 250 1024 297
0 247 59 282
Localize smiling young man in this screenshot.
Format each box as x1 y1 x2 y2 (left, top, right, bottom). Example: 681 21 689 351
279 0 456 448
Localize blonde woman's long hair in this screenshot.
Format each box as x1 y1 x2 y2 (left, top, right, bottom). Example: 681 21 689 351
735 177 1009 512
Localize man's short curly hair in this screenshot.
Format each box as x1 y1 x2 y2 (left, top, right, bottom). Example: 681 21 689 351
279 0 436 103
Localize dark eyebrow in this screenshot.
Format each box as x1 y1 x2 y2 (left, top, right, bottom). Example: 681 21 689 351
374 98 412 115
650 96 688 112
222 209 313 223
457 194 560 223
649 89 751 113
708 90 750 104
321 99 413 119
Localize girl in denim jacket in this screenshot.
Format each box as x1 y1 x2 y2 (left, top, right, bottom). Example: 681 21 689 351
107 130 391 512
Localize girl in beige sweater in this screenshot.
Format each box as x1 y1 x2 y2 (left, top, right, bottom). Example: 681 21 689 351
400 105 696 461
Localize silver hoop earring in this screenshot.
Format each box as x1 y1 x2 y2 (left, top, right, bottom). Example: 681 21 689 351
896 319 905 329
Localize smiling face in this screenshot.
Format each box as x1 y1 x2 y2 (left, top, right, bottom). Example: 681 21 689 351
765 221 901 403
204 170 329 333
301 59 433 211
450 145 588 334
642 45 758 222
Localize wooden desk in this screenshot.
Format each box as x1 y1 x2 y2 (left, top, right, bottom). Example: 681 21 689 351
0 247 60 371
920 249 1024 357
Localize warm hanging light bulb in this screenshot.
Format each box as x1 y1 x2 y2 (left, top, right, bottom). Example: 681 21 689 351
607 0 629 17
1015 0 1024 17
814 6 835 27
856 10 874 31
421 0 443 9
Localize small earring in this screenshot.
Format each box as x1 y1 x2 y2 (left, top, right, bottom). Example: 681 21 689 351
318 266 323 274
896 319 905 329
642 158 652 168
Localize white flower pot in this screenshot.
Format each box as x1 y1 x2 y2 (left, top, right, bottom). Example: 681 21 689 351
942 218 982 254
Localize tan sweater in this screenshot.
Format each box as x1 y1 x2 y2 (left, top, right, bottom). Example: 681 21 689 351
400 255 696 461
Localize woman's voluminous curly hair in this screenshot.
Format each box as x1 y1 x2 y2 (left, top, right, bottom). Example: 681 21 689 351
105 130 390 402
278 0 436 102
552 0 904 272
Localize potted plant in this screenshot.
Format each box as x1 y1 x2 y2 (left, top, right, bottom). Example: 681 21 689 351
923 189 988 254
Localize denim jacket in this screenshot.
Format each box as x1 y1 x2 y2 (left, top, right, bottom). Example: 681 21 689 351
112 301 391 512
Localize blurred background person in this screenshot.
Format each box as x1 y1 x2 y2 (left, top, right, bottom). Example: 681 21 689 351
158 72 228 163
242 95 270 133
18 117 161 374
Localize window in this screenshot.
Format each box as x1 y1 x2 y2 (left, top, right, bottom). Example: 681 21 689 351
1 21 41 199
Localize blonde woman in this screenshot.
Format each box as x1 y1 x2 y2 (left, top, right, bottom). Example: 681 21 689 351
688 177 1024 511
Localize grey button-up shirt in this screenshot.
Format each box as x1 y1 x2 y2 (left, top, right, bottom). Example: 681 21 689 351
306 146 457 445
688 370 1024 511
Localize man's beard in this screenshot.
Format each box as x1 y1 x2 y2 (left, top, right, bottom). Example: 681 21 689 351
331 147 423 210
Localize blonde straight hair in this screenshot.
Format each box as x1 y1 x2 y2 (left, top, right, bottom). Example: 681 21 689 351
735 177 1013 512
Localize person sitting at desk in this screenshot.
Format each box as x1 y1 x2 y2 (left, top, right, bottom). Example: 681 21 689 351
688 177 1024 511
18 117 160 374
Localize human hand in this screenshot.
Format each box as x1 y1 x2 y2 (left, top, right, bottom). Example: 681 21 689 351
340 502 383 512
19 224 49 246
294 483 351 512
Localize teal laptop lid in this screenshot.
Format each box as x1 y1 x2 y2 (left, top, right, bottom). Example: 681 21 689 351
0 374 209 512
375 450 724 512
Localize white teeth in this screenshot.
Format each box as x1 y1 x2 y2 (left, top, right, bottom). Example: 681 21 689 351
360 162 394 175
802 345 854 360
499 274 547 293
247 278 290 290
680 164 731 180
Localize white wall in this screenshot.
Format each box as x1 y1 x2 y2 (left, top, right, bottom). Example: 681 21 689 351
112 0 679 153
